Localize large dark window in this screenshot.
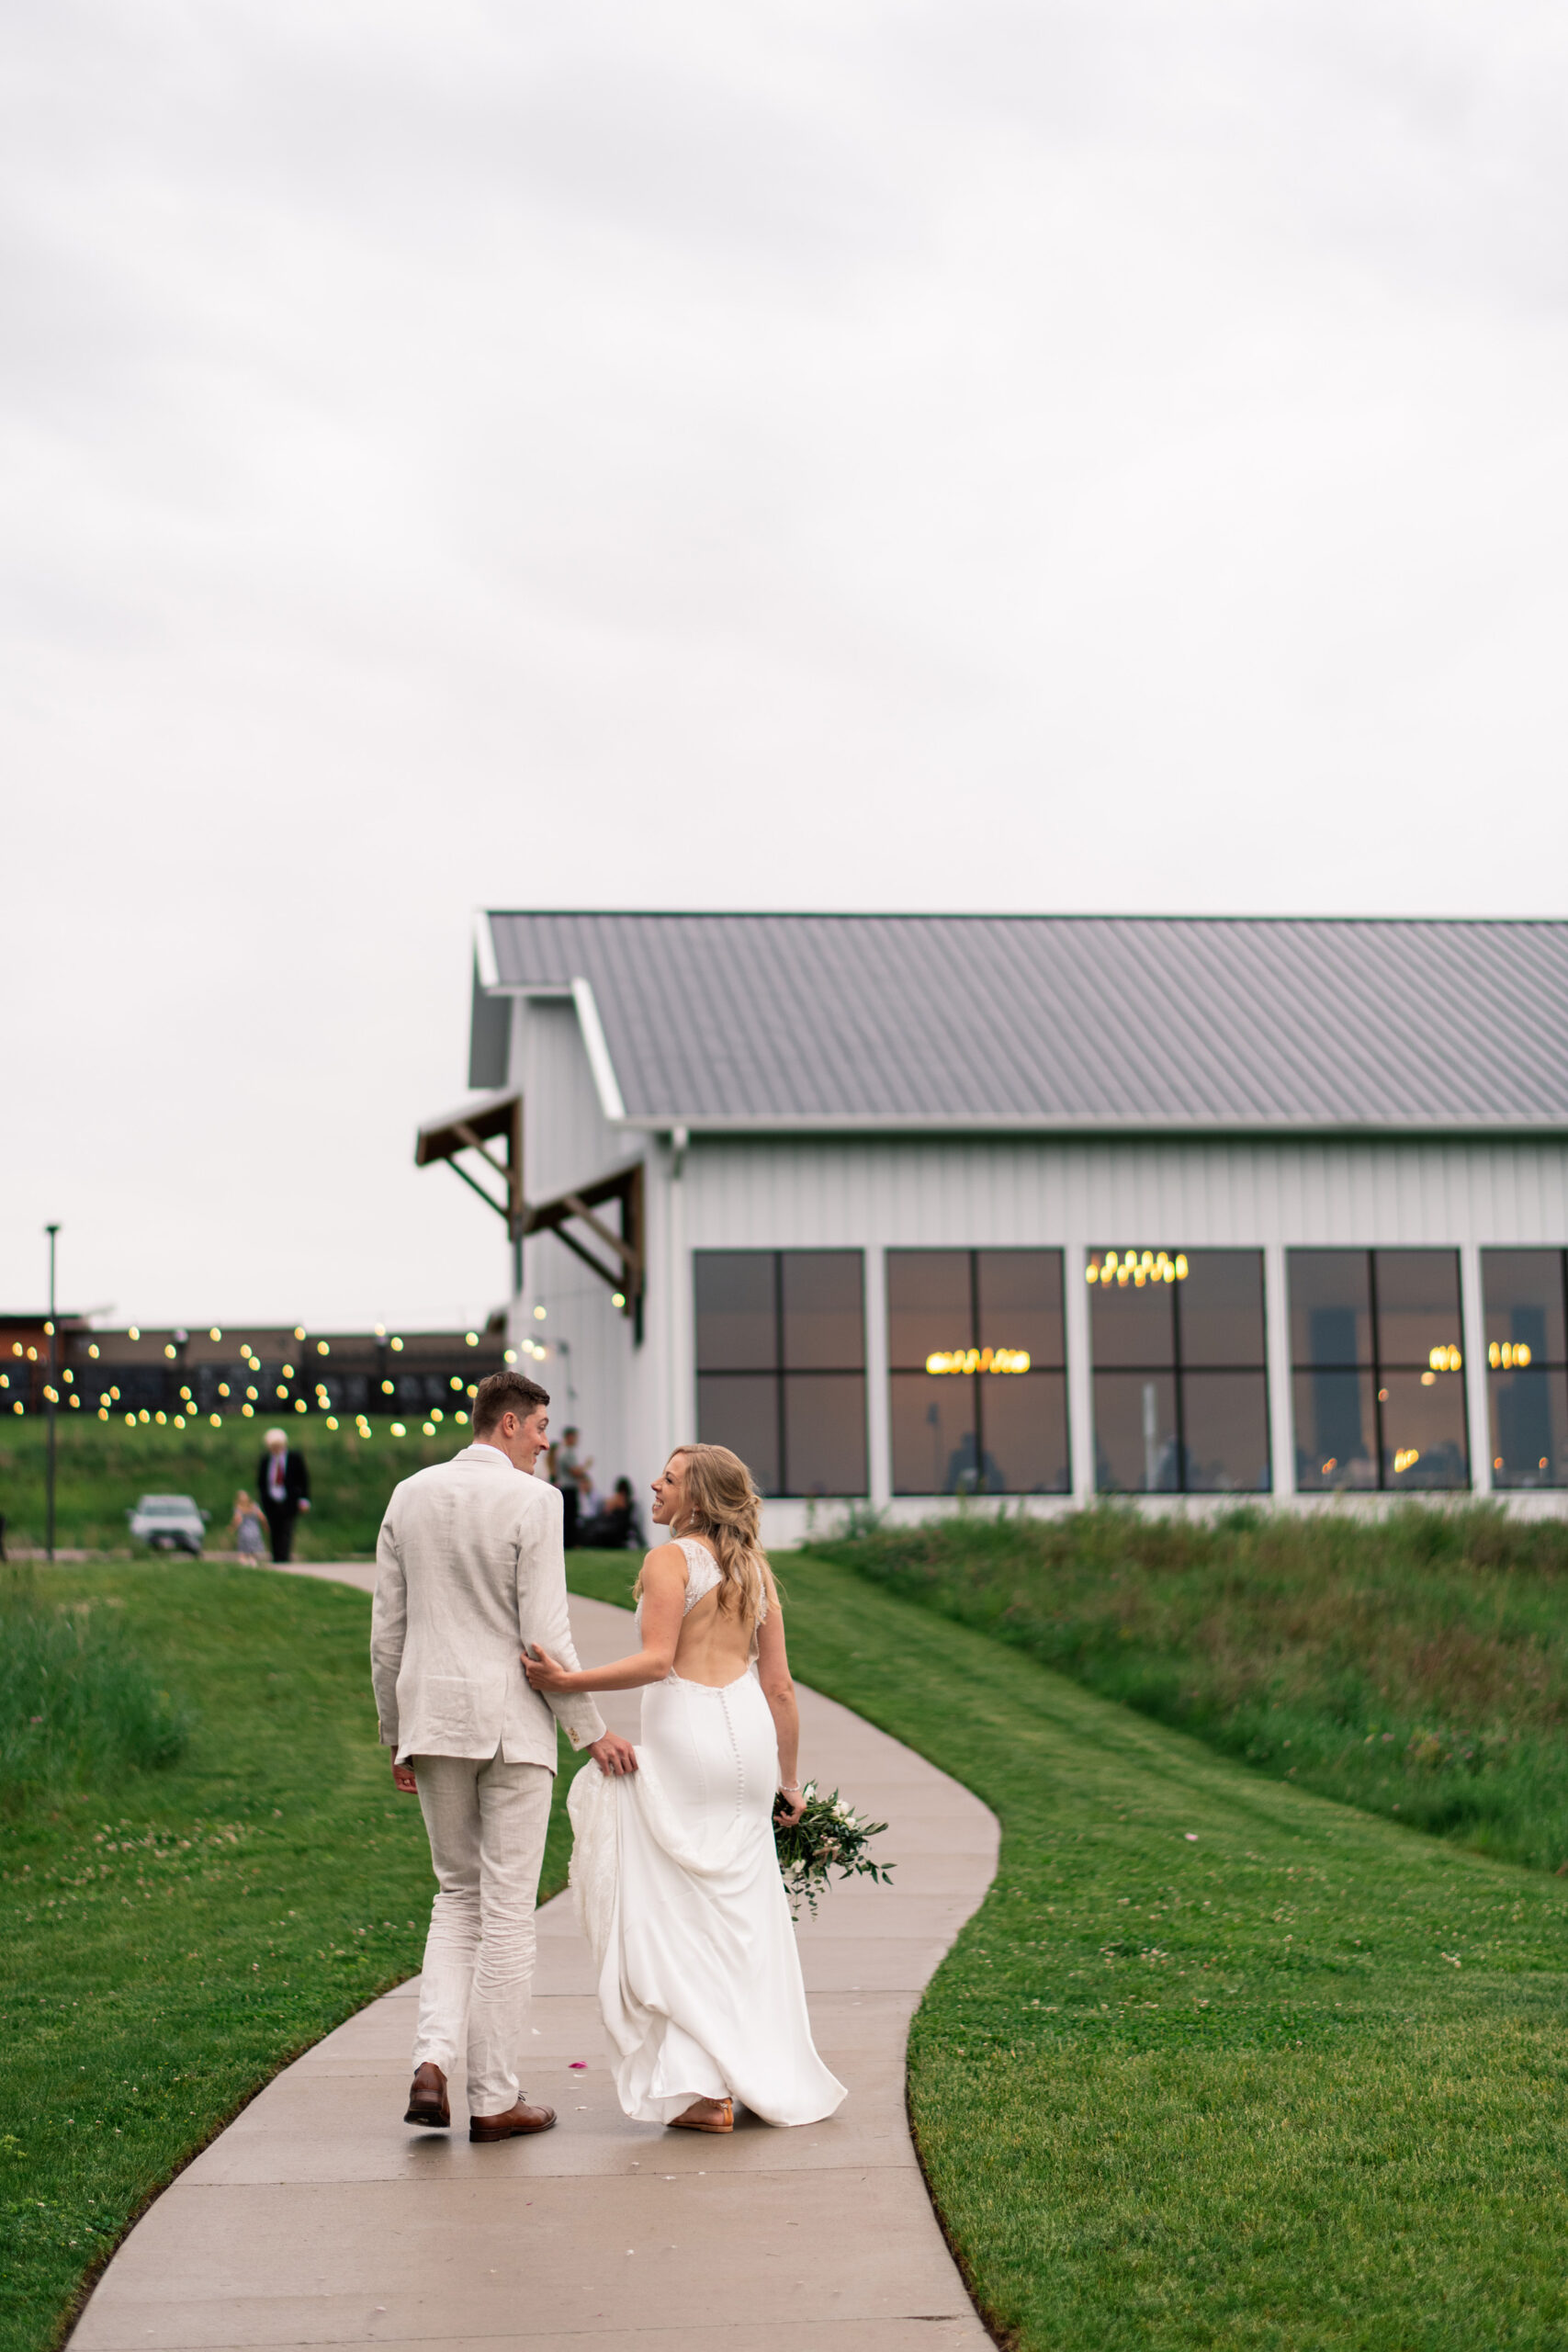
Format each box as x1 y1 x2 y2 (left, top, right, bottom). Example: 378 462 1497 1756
1290 1250 1468 1491
1483 1250 1568 1488
1089 1249 1269 1493
888 1250 1068 1495
694 1251 866 1497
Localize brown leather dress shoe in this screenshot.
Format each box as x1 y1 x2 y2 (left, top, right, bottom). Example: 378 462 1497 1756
468 2098 557 2143
404 2063 450 2129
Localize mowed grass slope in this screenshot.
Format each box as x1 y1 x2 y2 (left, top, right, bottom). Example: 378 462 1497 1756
0 1563 587 2352
0 1419 459 1559
812 1505 1568 1873
571 1548 1568 2349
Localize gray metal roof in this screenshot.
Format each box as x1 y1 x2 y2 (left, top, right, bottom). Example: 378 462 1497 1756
481 910 1568 1134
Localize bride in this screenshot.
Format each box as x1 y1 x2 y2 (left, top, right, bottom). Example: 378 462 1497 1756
522 1442 846 2133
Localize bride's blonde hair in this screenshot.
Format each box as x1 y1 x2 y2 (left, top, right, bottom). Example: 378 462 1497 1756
637 1443 777 1630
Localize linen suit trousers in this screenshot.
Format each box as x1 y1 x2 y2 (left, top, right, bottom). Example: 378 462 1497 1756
411 1751 554 2117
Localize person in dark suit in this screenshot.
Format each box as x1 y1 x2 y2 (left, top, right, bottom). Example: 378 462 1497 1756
257 1427 311 1562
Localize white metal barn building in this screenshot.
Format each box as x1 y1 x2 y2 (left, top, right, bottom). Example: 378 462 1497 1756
417 910 1568 1544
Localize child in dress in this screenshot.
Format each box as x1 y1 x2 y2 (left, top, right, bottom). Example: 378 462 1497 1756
231 1490 266 1562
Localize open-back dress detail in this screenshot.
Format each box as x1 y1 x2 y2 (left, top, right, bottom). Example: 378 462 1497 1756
568 1536 847 2127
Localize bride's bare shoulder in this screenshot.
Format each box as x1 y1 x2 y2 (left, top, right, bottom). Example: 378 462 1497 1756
640 1539 689 1586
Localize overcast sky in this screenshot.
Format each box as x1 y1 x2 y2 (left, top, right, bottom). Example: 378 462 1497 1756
5 0 1566 1331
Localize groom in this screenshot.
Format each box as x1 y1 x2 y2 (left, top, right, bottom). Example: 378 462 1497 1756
370 1367 637 2141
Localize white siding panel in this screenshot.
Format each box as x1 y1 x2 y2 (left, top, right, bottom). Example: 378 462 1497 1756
681 1135 1568 1251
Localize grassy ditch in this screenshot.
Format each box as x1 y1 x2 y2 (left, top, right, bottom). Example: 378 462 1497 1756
808 1505 1568 1873
568 1548 1568 2350
0 1562 586 2352
0 1418 465 1560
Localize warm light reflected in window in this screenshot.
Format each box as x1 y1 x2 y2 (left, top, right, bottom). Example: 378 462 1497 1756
1087 1250 1188 1287
1488 1340 1532 1369
924 1347 1032 1375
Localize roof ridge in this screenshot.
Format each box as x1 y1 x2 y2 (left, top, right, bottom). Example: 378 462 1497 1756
486 908 1568 929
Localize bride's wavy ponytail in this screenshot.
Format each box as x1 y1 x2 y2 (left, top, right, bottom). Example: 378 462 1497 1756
640 1443 775 1629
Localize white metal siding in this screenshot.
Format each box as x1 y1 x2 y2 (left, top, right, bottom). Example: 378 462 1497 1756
679 1135 1568 1250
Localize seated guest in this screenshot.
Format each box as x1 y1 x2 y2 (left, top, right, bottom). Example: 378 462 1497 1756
579 1476 644 1550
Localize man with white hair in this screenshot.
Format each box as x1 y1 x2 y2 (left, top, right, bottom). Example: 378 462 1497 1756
256 1426 310 1562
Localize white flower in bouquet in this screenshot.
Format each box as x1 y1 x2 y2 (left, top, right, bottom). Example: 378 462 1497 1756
773 1784 894 1919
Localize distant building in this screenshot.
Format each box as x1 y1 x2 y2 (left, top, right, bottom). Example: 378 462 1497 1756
419 910 1568 1540
5 1319 507 1428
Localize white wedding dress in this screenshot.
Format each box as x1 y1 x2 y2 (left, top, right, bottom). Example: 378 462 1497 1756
568 1539 847 2127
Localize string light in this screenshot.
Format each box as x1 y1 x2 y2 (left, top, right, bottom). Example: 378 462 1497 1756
1427 1345 1462 1372
1488 1341 1531 1369
1393 1448 1421 1475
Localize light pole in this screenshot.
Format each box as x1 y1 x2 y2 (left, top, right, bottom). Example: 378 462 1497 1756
45 1223 60 1563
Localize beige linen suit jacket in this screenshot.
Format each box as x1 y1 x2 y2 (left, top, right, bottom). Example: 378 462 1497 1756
370 1445 605 1767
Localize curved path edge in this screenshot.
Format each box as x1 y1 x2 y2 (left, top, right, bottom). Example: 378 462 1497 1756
72 1565 999 2351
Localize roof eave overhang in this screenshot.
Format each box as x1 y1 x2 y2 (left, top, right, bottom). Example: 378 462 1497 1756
616 1113 1568 1142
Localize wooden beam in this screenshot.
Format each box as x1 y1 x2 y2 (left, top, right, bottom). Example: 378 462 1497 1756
547 1224 625 1289
522 1159 645 1317
558 1193 640 1275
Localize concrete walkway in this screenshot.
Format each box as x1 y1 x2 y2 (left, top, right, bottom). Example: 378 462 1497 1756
73 1567 998 2352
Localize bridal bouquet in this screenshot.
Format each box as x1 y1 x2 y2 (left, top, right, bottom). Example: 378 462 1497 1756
773 1784 894 1919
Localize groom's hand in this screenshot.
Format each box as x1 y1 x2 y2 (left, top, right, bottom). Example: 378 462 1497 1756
588 1732 637 1777
390 1752 418 1793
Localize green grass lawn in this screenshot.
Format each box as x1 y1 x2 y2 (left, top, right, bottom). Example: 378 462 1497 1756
571 1546 1568 2350
0 1561 588 2352
811 1504 1568 1874
12 1540 1568 2352
0 1418 459 1560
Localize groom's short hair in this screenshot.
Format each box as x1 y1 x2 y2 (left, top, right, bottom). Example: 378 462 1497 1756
472 1368 549 1435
